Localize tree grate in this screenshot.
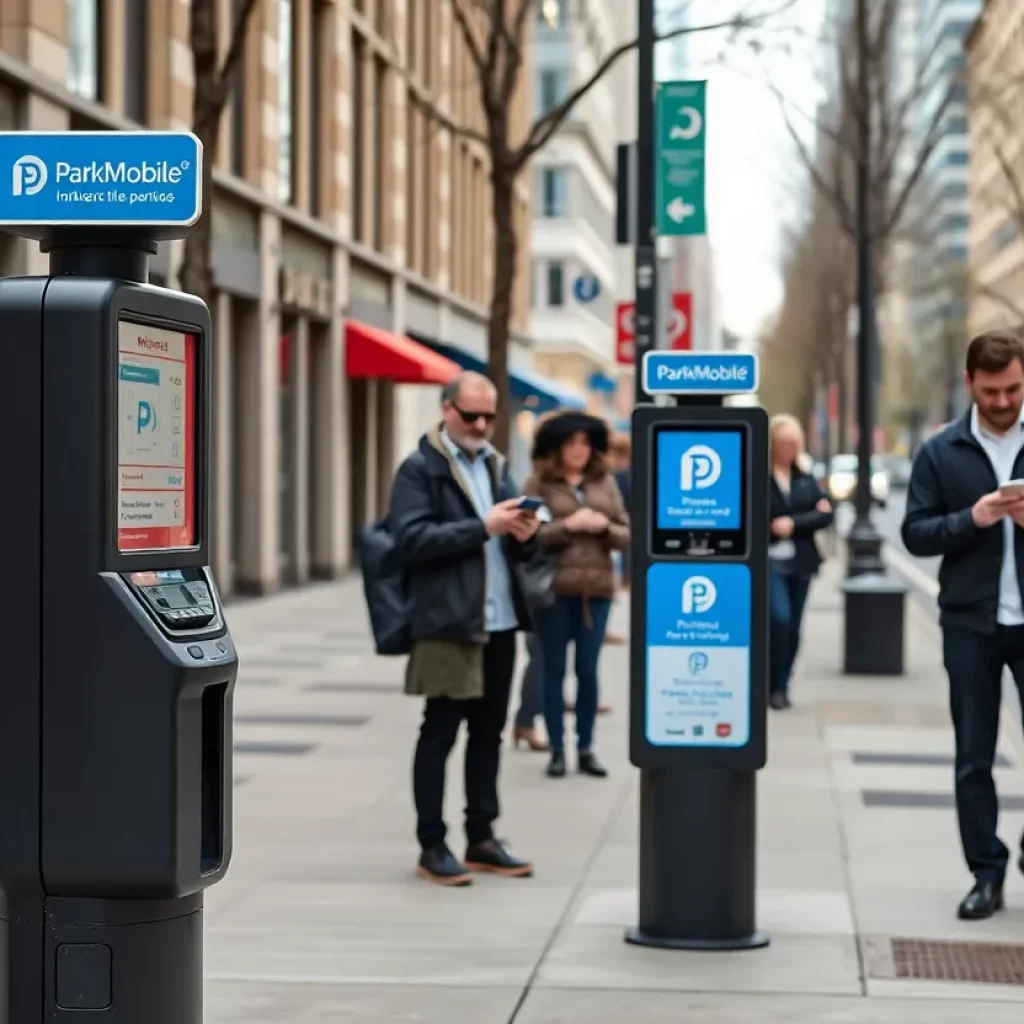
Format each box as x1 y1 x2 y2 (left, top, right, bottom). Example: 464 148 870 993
891 938 1024 985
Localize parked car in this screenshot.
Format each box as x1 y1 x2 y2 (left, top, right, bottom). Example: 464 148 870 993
827 454 889 507
878 453 912 489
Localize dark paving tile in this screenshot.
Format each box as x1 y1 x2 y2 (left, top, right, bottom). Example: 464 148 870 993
304 682 401 694
234 714 370 728
853 751 1011 768
861 790 1024 810
234 741 317 756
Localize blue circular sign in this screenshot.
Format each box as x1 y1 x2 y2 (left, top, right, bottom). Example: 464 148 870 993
573 273 601 303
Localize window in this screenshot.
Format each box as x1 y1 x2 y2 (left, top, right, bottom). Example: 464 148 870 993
943 116 968 135
123 0 146 121
539 167 568 217
373 56 388 250
351 31 365 241
939 181 968 202
938 213 969 235
229 0 247 176
945 150 969 167
406 93 417 269
547 261 564 306
66 0 102 101
309 1 324 215
277 0 295 203
539 70 567 114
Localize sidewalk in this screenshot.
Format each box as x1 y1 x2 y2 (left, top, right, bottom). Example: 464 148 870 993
205 562 1024 1022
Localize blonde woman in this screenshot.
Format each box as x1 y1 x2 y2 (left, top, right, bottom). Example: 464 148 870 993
768 415 834 709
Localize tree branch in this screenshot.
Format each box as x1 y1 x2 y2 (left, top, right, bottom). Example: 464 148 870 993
510 0 801 171
212 0 260 113
449 0 489 74
406 87 489 147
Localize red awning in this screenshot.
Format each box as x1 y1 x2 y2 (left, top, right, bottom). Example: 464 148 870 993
344 319 459 385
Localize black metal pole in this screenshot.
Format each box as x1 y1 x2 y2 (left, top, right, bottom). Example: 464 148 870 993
634 0 656 405
846 0 883 576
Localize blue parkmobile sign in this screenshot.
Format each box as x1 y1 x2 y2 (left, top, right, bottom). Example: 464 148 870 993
643 351 758 395
0 131 203 227
645 562 751 747
656 429 741 531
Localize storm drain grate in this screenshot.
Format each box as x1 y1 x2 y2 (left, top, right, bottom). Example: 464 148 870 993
862 790 1024 810
891 938 1024 985
853 752 1012 768
304 682 401 694
234 714 369 728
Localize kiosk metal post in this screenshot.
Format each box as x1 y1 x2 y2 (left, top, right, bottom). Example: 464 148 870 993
0 131 237 1022
626 351 770 950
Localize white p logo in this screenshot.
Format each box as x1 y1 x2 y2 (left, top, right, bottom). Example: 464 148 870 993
680 444 721 490
12 155 47 196
682 576 716 614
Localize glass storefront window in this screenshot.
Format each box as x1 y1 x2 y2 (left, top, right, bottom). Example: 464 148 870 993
278 0 294 203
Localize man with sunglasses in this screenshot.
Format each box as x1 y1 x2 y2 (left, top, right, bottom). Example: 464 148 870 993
390 371 540 886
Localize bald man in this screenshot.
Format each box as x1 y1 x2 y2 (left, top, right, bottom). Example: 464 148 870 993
389 372 540 886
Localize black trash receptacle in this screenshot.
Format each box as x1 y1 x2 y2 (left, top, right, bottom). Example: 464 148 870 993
842 572 908 676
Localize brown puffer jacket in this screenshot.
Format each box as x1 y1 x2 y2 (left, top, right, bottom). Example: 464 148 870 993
522 469 630 600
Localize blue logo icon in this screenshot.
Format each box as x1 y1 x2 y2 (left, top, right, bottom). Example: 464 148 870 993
642 352 758 395
12 154 46 195
573 273 601 303
0 131 203 226
657 429 741 531
137 400 156 433
688 651 709 674
682 576 716 614
692 724 704 737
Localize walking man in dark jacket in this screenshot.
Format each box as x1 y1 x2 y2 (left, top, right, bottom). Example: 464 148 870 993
902 330 1024 920
389 371 539 886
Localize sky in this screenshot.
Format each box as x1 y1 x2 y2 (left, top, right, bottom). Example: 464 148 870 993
656 0 828 342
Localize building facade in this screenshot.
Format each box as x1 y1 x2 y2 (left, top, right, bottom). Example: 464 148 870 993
966 0 1024 336
527 0 628 423
0 0 565 596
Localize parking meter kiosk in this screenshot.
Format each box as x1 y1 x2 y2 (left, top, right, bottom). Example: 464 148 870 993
626 352 769 952
0 132 237 1023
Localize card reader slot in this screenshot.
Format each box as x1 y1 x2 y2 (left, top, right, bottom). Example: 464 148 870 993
199 683 227 876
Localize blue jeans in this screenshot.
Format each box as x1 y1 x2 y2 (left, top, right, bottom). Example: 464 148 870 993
535 596 612 752
768 570 811 697
514 631 544 729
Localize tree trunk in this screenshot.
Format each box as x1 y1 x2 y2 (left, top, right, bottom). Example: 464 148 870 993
487 168 517 455
179 140 216 306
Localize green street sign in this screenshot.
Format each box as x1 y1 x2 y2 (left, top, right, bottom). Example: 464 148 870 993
655 80 707 237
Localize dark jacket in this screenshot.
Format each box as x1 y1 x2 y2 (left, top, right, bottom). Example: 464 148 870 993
902 411 1024 634
769 465 833 576
389 425 533 645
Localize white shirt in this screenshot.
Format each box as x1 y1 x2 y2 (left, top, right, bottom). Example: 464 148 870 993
971 405 1024 625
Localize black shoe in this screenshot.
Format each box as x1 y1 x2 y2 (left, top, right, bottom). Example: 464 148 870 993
769 692 786 710
464 839 533 878
578 751 608 777
547 750 566 777
957 879 1004 920
417 843 472 887
1018 853 1024 878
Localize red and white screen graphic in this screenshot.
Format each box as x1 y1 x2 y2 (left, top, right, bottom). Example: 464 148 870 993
117 321 196 551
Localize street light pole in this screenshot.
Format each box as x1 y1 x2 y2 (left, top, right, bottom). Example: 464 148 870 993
634 0 656 404
840 0 907 677
846 0 884 577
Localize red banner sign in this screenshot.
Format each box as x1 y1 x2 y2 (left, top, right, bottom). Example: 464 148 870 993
615 293 692 365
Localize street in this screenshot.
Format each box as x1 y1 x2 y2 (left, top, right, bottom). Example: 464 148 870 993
202 560 1024 1022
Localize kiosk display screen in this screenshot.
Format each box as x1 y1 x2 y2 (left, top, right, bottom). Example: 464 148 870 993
117 320 196 551
651 424 748 557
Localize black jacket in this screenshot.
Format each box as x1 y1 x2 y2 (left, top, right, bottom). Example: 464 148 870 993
902 411 1024 634
389 425 533 644
769 466 833 576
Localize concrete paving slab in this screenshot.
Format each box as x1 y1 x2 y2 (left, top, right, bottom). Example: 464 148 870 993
206 983 522 1024
517 989 1024 1022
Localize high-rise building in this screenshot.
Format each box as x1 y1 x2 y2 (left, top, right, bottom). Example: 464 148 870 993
0 0 574 597
528 0 633 418
965 0 1024 336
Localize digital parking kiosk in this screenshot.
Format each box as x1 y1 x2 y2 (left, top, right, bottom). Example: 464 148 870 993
0 132 237 1023
626 351 770 951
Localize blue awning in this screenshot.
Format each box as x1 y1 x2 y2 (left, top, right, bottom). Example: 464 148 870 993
587 371 618 394
420 340 586 413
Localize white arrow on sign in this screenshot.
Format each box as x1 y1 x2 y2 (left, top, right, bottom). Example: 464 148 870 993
666 308 688 345
668 106 702 141
619 306 636 334
666 198 695 224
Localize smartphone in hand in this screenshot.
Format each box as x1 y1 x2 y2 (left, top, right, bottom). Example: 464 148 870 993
516 496 544 511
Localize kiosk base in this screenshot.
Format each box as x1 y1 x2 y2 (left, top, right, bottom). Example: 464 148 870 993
627 767 769 951
46 894 203 1021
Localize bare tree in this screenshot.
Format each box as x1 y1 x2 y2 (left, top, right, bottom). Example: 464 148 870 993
179 0 260 306
418 0 798 451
